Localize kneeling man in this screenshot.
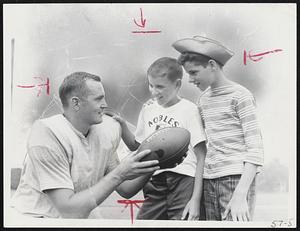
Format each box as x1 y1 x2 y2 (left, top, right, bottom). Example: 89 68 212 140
11 72 159 218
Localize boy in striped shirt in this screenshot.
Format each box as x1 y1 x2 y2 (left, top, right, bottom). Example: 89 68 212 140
172 36 264 221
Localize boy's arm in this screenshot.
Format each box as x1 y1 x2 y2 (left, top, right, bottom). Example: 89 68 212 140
224 92 264 221
113 115 140 151
181 141 206 220
235 92 264 167
223 162 257 221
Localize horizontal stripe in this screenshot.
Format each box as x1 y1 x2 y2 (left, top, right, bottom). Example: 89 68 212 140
199 84 264 178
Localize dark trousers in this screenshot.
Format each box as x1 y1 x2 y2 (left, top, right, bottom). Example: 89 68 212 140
136 171 206 220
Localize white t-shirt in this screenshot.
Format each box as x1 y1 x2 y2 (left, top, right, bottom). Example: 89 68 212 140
11 114 121 218
135 98 206 177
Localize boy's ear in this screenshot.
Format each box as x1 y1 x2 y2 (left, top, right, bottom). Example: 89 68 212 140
208 59 218 71
176 79 182 88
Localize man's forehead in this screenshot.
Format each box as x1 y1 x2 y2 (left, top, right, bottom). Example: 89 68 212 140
85 79 103 88
85 79 105 95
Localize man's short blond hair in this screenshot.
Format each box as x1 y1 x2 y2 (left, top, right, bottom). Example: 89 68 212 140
59 72 101 108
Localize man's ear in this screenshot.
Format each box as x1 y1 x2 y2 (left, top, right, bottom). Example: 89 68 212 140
70 96 80 111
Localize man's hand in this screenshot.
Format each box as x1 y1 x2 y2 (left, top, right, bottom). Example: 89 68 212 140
223 193 250 221
116 149 160 181
181 198 201 220
45 149 159 218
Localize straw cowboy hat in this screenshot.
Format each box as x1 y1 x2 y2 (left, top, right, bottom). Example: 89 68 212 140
172 36 234 66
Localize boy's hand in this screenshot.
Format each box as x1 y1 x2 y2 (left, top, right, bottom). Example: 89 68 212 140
112 114 126 126
105 109 139 151
223 163 257 221
103 108 126 126
181 198 201 220
223 193 250 221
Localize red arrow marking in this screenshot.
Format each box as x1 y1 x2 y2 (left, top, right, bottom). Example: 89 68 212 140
250 49 283 57
17 85 35 88
35 77 50 95
17 77 50 96
131 30 161 34
117 199 145 224
243 49 283 65
133 8 146 28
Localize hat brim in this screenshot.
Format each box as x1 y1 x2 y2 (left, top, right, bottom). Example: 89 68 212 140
172 38 234 66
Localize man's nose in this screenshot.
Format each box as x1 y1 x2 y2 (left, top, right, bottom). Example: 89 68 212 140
100 100 107 109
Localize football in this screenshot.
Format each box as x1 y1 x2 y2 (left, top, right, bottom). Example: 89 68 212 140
138 127 190 169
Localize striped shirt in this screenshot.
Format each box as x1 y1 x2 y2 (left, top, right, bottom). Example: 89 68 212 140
198 83 264 179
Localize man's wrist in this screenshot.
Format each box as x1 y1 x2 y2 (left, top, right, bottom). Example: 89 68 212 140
110 166 127 184
88 188 98 207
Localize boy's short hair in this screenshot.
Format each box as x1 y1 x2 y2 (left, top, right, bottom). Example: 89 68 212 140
59 72 101 108
178 52 224 68
147 57 183 82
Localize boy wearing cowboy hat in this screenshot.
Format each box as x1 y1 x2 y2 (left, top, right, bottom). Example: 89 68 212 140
173 36 264 221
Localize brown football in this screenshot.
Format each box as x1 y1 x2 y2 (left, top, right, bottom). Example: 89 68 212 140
138 127 190 169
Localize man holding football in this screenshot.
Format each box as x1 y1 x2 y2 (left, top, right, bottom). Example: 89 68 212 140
11 72 160 218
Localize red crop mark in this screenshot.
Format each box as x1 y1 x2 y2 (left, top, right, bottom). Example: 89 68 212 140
16 85 35 88
132 8 161 34
133 8 146 28
243 49 283 65
131 30 161 34
117 199 145 224
17 77 50 97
